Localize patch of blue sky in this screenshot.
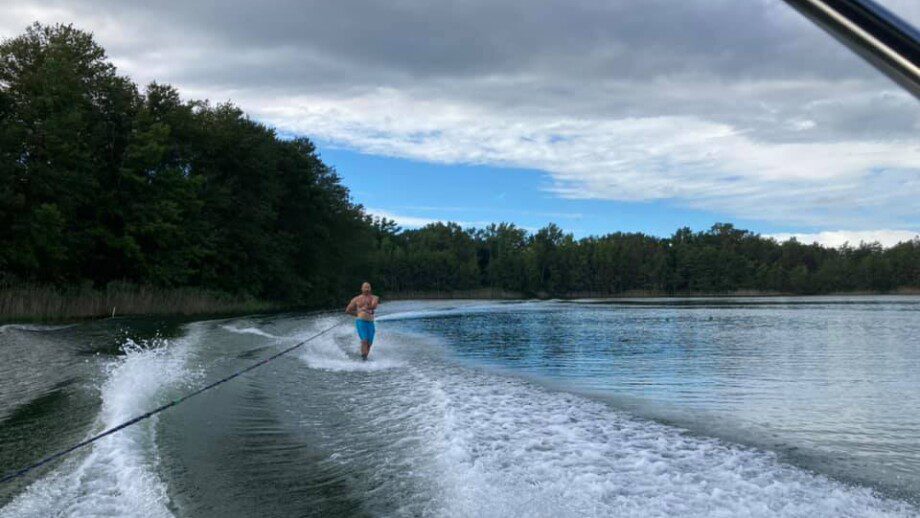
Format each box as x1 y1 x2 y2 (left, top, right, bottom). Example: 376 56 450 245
315 144 792 238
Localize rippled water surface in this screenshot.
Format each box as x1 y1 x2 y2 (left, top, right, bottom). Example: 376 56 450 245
1 297 918 517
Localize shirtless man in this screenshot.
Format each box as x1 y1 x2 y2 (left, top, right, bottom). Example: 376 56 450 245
345 282 379 360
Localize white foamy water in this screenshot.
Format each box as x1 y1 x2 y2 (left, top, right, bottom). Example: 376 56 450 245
292 323 917 518
374 301 537 323
220 324 283 340
0 327 202 518
296 318 404 372
414 370 911 517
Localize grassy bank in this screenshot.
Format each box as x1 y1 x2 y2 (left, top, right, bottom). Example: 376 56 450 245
0 284 278 322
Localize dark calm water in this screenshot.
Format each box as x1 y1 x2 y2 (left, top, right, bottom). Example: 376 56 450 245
1 297 918 517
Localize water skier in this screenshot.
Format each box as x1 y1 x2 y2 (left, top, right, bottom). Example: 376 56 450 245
345 282 379 360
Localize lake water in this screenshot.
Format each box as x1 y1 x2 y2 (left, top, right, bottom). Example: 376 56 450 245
1 297 918 517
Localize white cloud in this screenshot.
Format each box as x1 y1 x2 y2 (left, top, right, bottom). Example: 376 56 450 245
3 0 918 232
252 90 919 228
767 230 918 248
365 208 477 229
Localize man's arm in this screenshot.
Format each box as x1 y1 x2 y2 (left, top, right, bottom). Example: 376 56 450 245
345 297 358 315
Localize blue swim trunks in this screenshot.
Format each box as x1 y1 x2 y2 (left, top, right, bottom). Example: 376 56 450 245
355 319 376 343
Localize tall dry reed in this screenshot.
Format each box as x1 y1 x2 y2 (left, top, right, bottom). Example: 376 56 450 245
0 283 277 322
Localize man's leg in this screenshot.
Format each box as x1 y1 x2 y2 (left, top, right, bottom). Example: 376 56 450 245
362 321 375 360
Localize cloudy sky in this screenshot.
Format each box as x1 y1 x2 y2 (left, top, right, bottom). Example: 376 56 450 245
2 0 918 246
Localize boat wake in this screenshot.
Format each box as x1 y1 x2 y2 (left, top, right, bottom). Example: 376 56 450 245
0 326 202 518
284 318 917 517
2 312 916 517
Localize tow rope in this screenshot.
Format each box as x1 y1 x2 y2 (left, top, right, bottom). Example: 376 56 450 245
0 319 346 484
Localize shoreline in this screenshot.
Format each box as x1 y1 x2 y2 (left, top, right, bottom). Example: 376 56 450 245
0 284 283 324
3 285 918 324
382 287 920 301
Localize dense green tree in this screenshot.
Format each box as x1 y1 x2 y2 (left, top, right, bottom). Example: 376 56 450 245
0 23 373 305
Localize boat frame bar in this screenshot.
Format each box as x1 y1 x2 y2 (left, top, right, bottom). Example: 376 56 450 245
782 0 920 98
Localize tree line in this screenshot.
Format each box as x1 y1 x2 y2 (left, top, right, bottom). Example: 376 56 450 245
1 24 917 308
368 221 919 296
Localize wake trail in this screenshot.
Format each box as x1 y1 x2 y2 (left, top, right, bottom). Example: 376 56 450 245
0 326 204 518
